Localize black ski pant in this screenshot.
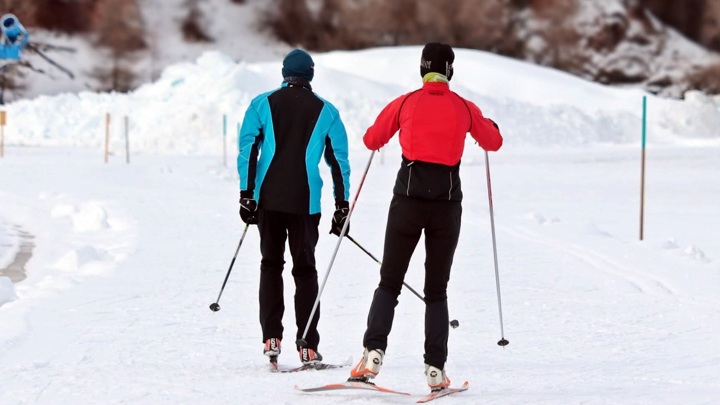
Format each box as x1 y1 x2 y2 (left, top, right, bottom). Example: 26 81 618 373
258 209 322 352
363 195 462 370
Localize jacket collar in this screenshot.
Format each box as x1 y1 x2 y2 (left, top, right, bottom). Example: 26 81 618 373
282 76 312 90
422 72 449 83
422 81 450 90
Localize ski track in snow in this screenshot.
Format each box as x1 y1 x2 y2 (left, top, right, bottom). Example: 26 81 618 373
1 148 719 403
506 225 675 296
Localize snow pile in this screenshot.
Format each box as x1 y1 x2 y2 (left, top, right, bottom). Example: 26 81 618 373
51 202 110 232
0 221 18 270
4 47 720 156
0 276 15 307
54 246 113 275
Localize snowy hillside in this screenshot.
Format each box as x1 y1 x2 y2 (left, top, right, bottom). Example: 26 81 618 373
523 0 720 96
1 46 719 404
13 0 720 101
19 0 290 101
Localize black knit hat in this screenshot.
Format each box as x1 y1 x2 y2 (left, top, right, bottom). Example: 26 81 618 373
282 49 314 82
420 43 454 80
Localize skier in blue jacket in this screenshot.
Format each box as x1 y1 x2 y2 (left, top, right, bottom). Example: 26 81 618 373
237 49 351 367
0 14 30 62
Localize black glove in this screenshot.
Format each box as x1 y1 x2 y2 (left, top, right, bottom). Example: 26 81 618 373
239 190 258 225
330 200 350 236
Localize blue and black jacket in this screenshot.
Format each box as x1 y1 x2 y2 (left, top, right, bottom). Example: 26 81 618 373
0 13 29 61
237 77 351 215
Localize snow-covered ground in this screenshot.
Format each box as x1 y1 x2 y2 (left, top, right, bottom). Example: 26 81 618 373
1 46 719 404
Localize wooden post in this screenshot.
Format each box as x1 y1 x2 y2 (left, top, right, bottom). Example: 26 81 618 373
104 113 111 163
639 96 647 241
223 114 227 167
0 110 5 158
124 115 130 164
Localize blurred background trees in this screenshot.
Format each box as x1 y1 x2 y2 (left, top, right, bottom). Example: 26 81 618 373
1 0 146 92
642 0 720 50
181 0 213 42
91 0 146 92
33 0 94 33
260 0 720 96
1 0 719 96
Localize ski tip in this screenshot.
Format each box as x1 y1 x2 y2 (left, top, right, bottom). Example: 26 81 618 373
416 381 470 403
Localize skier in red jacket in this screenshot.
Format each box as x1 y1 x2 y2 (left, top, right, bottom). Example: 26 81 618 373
349 43 503 390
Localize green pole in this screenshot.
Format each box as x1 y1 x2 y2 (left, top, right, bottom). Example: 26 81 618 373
639 96 647 240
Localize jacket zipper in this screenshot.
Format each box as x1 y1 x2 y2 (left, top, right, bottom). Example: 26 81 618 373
406 161 414 196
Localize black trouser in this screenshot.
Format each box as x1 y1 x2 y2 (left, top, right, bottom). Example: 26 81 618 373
363 195 462 369
258 209 322 351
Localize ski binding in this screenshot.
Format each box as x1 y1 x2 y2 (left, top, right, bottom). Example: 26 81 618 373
271 356 352 373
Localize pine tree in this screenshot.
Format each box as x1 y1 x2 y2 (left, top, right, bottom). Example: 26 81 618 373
91 0 146 92
181 0 213 43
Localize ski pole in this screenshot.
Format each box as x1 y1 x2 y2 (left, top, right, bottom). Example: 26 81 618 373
209 223 250 312
345 234 460 329
29 41 76 53
485 151 509 346
345 234 425 302
27 44 75 79
297 151 376 347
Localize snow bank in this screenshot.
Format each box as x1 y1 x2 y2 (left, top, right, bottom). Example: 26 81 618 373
0 220 19 269
0 276 15 307
3 48 719 155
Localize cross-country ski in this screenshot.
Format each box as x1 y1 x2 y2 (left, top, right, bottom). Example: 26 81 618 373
295 379 411 396
417 381 470 403
271 357 353 373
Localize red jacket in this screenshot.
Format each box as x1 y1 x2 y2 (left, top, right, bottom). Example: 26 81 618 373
364 82 502 165
364 81 503 201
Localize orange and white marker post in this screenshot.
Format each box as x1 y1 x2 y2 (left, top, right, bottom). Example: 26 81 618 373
104 112 111 163
124 115 130 164
0 110 5 158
